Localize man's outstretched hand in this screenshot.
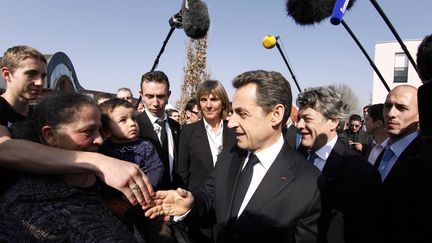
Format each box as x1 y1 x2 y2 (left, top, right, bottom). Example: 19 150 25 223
144 188 194 220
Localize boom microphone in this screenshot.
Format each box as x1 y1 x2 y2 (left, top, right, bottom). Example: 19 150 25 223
181 0 210 39
285 0 392 92
286 0 333 26
262 35 302 93
262 35 278 49
330 0 350 25
286 0 355 26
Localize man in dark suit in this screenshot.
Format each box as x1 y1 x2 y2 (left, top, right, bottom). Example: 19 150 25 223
136 71 181 190
146 70 321 243
296 85 381 243
376 85 432 243
282 116 300 150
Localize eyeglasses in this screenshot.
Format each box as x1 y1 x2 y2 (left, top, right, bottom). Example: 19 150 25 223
189 110 199 115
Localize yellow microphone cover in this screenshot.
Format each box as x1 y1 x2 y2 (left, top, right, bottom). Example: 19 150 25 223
262 35 277 49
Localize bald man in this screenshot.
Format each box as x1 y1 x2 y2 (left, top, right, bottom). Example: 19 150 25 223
376 85 432 243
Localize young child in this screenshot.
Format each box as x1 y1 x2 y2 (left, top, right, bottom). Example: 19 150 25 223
99 98 163 189
99 98 167 242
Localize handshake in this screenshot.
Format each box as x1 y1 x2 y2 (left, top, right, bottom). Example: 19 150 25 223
143 188 195 221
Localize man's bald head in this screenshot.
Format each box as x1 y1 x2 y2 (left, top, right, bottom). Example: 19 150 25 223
383 85 418 143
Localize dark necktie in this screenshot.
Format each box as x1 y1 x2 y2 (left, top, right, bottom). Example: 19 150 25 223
156 119 169 167
156 119 168 148
230 153 260 218
308 150 318 163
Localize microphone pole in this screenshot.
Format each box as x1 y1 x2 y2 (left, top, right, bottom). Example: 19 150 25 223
274 41 302 93
369 0 418 74
150 27 176 72
136 12 181 109
341 20 390 92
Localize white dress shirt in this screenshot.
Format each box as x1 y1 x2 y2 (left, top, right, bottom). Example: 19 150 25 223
236 134 284 217
309 135 338 171
203 119 224 166
367 138 389 165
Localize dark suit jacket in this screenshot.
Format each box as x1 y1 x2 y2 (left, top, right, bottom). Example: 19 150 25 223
418 81 432 140
136 111 181 189
177 120 236 191
313 139 381 243
375 135 432 243
189 142 321 243
282 124 299 150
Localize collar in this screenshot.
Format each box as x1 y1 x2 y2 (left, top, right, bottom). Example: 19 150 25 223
388 132 418 157
203 118 224 135
373 137 389 147
253 134 284 171
145 109 167 124
314 135 338 161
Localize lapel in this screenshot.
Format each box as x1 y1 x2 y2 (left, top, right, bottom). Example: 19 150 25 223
194 120 215 172
138 111 161 149
231 143 296 227
224 147 247 221
320 139 347 189
222 120 236 152
167 117 180 154
383 135 421 185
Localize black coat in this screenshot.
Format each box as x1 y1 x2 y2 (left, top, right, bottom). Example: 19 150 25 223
189 142 321 243
317 139 382 243
375 135 432 243
176 120 236 191
136 111 181 189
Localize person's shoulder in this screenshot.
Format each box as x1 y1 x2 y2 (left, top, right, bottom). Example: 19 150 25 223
0 96 25 127
180 120 201 132
405 135 432 162
135 137 154 148
167 117 180 129
336 141 380 181
135 111 148 121
280 145 321 178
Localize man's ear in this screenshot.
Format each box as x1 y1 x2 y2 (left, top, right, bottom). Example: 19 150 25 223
376 120 383 127
271 104 285 126
1 67 11 83
41 126 56 146
329 118 340 131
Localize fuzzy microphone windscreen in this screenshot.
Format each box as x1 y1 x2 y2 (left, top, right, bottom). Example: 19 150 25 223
286 0 356 26
182 0 210 39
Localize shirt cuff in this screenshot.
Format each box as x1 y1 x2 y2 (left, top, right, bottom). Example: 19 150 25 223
173 209 191 222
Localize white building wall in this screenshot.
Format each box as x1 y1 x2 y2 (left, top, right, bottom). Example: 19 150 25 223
372 40 422 104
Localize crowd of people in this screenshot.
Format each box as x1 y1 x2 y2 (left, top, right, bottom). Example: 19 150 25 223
0 33 431 243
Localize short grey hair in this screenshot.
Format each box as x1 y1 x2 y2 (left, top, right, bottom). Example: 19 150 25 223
296 85 350 121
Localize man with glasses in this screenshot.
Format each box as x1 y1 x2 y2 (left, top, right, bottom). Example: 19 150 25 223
342 114 372 156
184 98 200 124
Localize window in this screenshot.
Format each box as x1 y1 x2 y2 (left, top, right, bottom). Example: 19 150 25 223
394 53 408 83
